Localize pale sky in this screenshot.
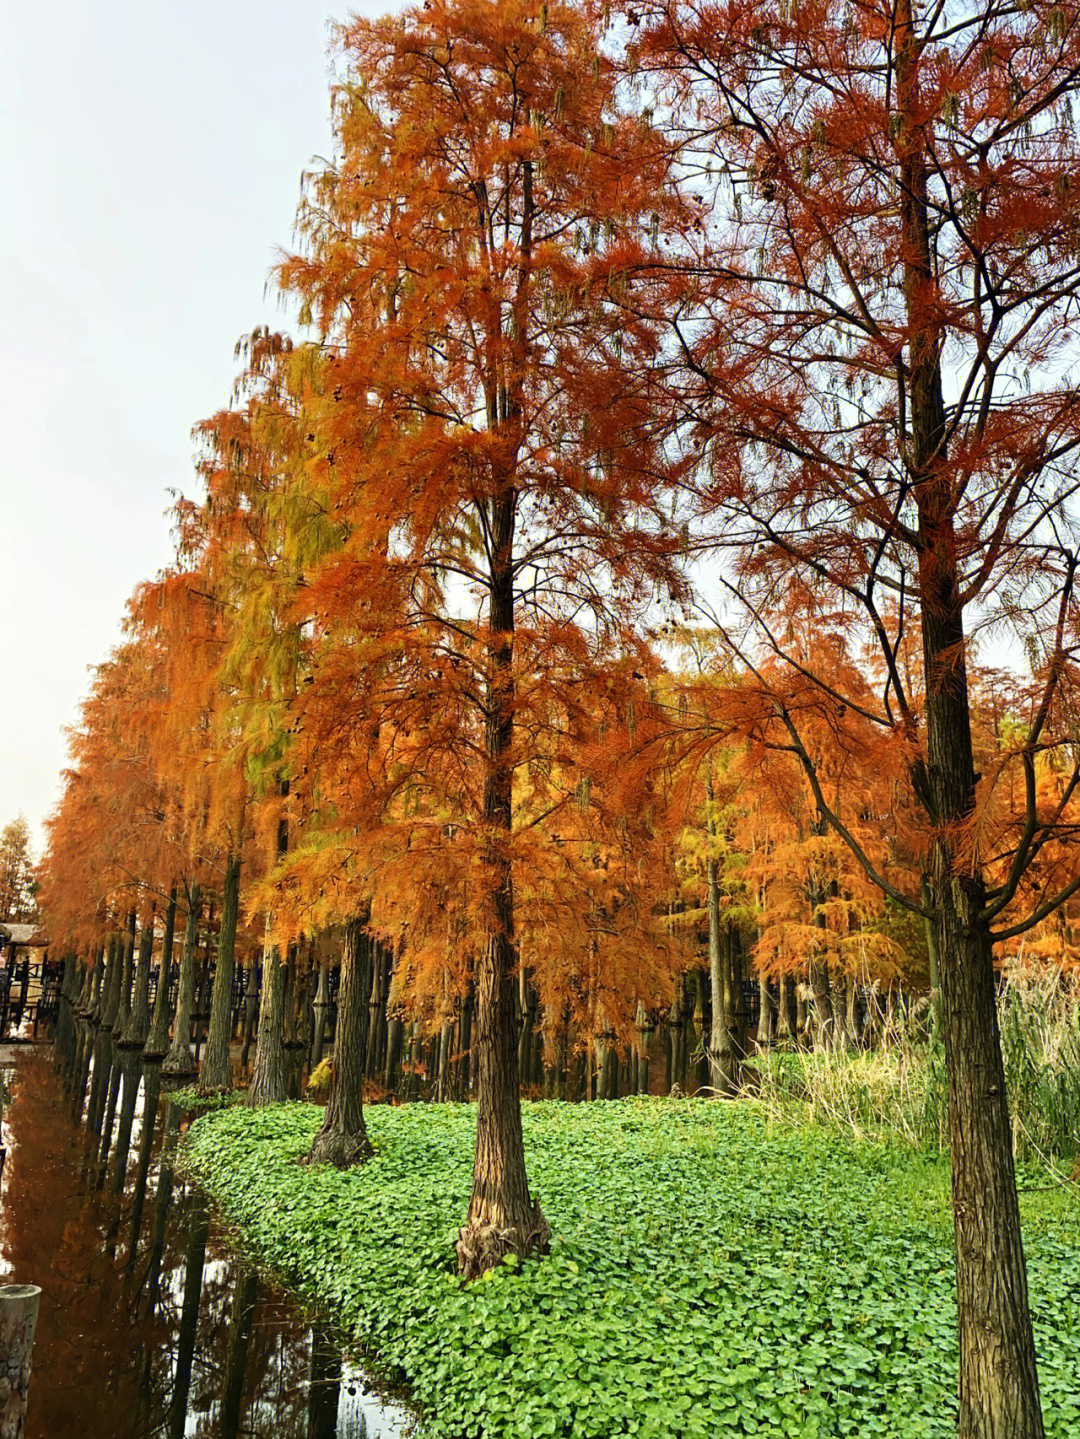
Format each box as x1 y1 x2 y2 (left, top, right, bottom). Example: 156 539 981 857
1 1 398 853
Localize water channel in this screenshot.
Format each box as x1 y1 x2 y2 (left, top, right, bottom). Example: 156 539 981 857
0 1047 413 1438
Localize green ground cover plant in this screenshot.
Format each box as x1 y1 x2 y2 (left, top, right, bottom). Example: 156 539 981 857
167 1084 242 1114
181 1098 1080 1439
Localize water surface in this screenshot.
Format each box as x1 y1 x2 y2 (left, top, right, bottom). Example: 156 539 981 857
0 1048 412 1439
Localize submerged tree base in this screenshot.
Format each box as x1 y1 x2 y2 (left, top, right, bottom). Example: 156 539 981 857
162 1050 198 1080
456 1202 551 1281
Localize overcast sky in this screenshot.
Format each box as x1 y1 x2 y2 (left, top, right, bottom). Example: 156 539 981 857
1 1 401 853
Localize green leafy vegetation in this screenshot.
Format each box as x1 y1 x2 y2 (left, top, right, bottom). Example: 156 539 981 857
168 1084 242 1114
182 1098 1080 1439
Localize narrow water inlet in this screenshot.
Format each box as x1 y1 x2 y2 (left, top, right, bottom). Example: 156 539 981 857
0 1049 413 1439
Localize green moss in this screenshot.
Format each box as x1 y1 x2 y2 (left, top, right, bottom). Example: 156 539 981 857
181 1098 1080 1439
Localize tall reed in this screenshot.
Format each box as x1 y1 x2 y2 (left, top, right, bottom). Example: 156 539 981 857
751 967 1080 1173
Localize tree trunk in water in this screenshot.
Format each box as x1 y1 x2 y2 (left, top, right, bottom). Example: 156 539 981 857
200 853 240 1093
100 935 123 1031
120 919 153 1050
456 492 548 1278
247 933 287 1107
54 955 76 1065
896 5 1044 1422
162 886 200 1079
88 943 107 1024
113 911 137 1043
306 919 373 1166
144 890 177 1060
77 954 97 1017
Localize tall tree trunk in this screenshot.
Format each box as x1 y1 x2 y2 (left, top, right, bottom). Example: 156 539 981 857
113 910 137 1042
896 6 1044 1427
247 932 287 1107
306 918 373 1166
635 1003 652 1095
162 885 200 1078
248 786 290 1106
456 491 548 1279
383 1013 404 1096
144 889 177 1060
808 820 839 1049
120 916 154 1049
708 855 745 1094
919 549 1045 1437
757 972 776 1048
199 853 241 1093
437 1019 454 1102
311 963 331 1068
846 979 862 1049
100 933 123 1031
240 964 258 1071
87 945 106 1024
597 1035 618 1100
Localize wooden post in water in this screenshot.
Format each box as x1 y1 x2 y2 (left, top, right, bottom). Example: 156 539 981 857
0 1284 41 1439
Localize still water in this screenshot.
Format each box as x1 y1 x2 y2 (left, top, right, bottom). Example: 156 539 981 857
0 1048 412 1438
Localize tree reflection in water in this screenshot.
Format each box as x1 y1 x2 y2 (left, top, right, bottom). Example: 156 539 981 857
0 1052 410 1439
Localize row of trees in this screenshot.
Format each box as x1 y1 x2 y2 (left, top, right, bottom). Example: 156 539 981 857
39 2 1080 1435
